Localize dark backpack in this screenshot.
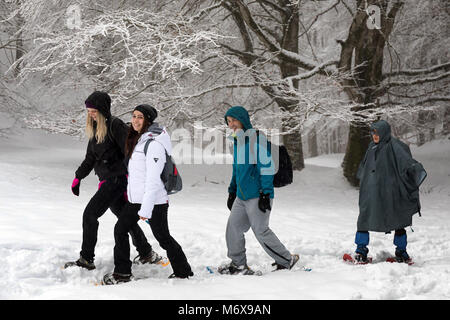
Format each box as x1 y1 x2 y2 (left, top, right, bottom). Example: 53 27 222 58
256 131 293 188
144 139 182 195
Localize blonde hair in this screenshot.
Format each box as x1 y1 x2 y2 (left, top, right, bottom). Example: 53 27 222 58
86 112 108 144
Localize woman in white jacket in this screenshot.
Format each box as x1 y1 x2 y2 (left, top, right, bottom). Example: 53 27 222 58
103 104 193 284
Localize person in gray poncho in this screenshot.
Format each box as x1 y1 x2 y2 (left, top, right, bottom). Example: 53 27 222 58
353 120 427 263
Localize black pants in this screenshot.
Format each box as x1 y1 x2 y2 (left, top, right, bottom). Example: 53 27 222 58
80 175 152 262
114 202 192 277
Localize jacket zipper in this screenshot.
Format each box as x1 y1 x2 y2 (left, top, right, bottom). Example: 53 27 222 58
128 173 133 203
237 166 246 200
238 183 246 200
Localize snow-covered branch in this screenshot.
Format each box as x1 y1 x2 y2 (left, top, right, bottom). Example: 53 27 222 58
222 0 333 74
15 3 226 107
382 62 450 79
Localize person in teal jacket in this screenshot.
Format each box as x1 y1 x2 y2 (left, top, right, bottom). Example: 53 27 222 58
218 106 299 275
226 108 274 202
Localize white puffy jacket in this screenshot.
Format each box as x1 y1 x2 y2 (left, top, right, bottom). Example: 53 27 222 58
127 124 171 219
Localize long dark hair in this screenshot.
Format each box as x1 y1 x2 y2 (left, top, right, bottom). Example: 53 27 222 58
125 117 151 158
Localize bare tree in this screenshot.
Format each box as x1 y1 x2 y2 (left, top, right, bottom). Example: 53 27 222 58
338 0 449 185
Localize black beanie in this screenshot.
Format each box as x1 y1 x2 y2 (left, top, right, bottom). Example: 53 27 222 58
85 91 112 119
134 104 158 124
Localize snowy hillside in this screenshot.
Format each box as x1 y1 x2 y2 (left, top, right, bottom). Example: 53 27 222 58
0 128 449 300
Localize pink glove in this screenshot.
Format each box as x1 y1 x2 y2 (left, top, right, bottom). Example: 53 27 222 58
71 178 80 196
98 180 106 190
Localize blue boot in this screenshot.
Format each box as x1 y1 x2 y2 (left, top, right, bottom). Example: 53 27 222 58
355 231 369 263
394 232 411 263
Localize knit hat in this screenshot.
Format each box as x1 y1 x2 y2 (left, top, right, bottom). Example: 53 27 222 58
134 104 158 124
85 91 112 119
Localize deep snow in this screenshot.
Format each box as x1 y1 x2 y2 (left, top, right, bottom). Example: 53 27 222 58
0 128 449 300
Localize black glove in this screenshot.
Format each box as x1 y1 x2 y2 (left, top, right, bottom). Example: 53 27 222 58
227 193 236 211
258 193 271 213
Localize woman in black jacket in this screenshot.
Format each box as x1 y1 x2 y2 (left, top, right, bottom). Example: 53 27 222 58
65 91 161 270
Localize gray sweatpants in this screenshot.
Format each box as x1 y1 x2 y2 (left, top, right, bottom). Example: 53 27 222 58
226 197 292 268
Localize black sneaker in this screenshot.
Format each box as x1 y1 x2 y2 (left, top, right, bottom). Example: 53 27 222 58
133 250 163 265
102 272 133 285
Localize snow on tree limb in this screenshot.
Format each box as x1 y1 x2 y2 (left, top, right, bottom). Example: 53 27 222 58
382 62 450 79
14 3 226 108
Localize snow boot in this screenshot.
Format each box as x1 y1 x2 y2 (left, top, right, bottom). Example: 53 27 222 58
133 250 163 265
64 256 95 270
394 232 411 263
168 271 194 279
272 254 300 270
102 272 133 285
354 247 370 263
394 249 412 263
218 261 256 275
355 231 370 263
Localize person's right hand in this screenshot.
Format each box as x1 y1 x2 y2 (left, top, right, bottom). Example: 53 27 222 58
71 177 80 196
227 193 236 211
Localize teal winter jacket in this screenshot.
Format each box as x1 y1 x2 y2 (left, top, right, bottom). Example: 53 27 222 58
225 106 274 200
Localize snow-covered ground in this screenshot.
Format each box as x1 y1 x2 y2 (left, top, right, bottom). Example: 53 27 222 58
0 128 449 300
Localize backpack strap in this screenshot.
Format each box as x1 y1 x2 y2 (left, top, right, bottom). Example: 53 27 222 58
144 139 168 158
144 139 152 156
251 129 270 166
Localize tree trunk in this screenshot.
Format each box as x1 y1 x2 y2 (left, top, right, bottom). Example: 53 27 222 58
342 122 371 186
14 2 24 77
279 3 304 170
443 106 450 136
283 118 305 170
308 128 318 157
339 0 403 186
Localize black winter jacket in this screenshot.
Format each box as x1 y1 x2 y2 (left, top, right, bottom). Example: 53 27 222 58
75 117 129 181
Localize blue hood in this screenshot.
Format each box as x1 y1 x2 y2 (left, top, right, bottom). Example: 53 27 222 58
224 106 253 131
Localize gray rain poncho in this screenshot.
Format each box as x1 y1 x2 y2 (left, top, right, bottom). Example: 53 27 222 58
356 120 427 232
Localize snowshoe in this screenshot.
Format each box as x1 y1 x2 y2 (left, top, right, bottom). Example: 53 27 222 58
343 253 373 265
217 261 261 276
386 249 414 265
